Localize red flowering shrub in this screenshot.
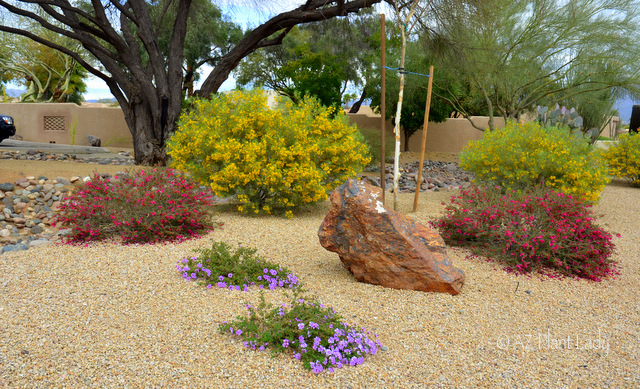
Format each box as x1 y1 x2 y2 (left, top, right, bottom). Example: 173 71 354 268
430 185 618 281
54 168 216 244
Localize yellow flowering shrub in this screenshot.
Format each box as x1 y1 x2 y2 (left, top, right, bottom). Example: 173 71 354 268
460 122 609 203
603 134 640 187
167 90 370 216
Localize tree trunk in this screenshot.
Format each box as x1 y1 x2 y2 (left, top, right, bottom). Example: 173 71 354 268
348 88 367 113
184 64 195 98
117 90 182 166
403 129 411 152
481 88 496 131
392 23 408 211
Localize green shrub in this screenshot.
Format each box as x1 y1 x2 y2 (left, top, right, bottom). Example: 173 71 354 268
167 90 371 217
460 122 609 203
357 125 395 166
176 242 299 290
602 134 640 186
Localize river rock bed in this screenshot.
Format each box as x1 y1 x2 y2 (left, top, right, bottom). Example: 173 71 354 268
363 160 474 192
0 149 135 165
0 175 83 253
0 172 136 254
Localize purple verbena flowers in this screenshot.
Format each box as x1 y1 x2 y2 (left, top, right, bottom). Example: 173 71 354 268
219 293 383 374
175 259 299 291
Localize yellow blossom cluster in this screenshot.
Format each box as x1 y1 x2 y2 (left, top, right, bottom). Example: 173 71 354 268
167 90 371 216
460 122 609 203
602 133 640 187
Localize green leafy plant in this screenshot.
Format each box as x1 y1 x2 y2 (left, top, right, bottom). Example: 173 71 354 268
430 184 618 281
602 133 640 186
357 125 395 167
167 90 371 217
53 168 216 244
460 121 610 203
1 85 12 103
219 288 382 374
176 242 299 290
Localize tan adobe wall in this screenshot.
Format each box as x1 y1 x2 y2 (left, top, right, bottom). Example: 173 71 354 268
11 102 620 153
0 102 133 148
346 106 505 153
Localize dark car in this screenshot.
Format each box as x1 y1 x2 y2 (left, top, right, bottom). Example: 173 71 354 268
0 114 16 143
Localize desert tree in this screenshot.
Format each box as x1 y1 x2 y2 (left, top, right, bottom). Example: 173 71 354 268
0 31 87 103
426 0 640 131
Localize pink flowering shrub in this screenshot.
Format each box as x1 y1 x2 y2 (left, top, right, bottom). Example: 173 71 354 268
54 168 216 244
430 185 618 281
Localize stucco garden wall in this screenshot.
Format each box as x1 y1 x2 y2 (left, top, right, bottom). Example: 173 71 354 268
2 102 623 154
346 106 505 153
0 102 132 148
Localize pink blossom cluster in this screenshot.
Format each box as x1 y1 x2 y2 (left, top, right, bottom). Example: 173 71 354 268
431 185 619 281
54 168 216 244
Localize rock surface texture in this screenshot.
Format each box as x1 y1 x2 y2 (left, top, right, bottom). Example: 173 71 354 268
318 178 465 295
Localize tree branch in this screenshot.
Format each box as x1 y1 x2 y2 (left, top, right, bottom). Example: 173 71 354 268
196 0 383 96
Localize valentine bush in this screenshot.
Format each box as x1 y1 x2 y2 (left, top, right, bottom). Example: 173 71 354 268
54 168 216 244
430 185 618 281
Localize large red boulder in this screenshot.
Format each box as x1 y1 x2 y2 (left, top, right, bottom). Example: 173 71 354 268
318 178 464 295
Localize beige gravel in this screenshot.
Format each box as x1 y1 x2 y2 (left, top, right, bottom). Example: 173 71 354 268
0 180 638 388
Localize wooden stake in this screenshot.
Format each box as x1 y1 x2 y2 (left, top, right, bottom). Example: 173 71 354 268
412 65 434 212
380 13 386 204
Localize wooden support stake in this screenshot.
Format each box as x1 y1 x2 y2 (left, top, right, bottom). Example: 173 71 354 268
380 13 386 204
412 65 434 212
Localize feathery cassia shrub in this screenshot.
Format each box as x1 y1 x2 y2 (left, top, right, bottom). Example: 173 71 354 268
460 122 609 203
602 133 640 186
167 90 371 217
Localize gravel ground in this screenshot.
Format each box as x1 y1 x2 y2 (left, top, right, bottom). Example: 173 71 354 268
0 181 638 388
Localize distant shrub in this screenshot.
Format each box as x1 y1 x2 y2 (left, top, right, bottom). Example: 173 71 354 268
54 168 215 244
460 122 609 203
167 90 370 217
602 134 640 186
430 185 618 281
357 125 395 166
